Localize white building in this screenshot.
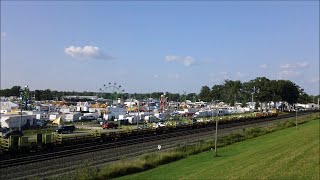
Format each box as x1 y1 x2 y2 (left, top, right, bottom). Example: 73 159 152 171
0 101 19 112
49 112 62 121
35 104 55 112
29 111 50 121
60 105 76 113
104 106 127 120
126 115 138 124
295 103 319 110
0 114 36 129
76 102 89 112
65 112 82 122
124 99 139 108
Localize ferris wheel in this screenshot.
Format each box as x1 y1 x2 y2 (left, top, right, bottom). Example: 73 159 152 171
99 82 125 102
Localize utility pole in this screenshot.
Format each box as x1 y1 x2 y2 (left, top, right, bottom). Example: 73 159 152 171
19 100 22 131
214 111 219 156
137 101 140 128
211 100 214 120
251 86 255 112
148 96 150 124
295 107 298 130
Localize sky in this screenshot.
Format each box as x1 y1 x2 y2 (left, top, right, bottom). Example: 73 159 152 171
1 1 319 95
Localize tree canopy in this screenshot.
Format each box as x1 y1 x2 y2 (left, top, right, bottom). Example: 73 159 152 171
0 77 317 105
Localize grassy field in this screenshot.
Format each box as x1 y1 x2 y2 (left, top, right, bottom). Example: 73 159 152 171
118 118 320 180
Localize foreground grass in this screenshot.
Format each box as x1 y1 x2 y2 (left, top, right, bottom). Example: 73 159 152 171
118 118 320 180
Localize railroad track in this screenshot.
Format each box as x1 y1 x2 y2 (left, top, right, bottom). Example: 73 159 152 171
0 111 318 180
0 111 316 167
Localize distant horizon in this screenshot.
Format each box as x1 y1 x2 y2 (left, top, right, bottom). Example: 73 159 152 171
1 77 319 96
1 1 319 95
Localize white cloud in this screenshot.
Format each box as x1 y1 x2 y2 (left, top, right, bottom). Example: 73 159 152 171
183 56 195 67
259 64 268 69
277 70 301 78
165 55 180 62
280 64 293 69
164 55 196 67
280 62 309 69
296 62 309 68
153 74 159 78
65 45 113 60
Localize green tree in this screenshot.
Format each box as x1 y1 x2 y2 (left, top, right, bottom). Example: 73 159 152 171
221 80 242 106
186 93 197 102
11 86 22 97
211 85 223 101
40 89 54 100
276 80 300 105
199 86 211 102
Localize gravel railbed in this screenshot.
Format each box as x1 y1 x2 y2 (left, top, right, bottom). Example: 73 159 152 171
0 115 308 180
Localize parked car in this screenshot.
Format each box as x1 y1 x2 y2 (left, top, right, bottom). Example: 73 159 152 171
35 120 48 127
92 118 104 124
79 116 96 121
102 122 118 129
0 130 23 138
54 125 75 134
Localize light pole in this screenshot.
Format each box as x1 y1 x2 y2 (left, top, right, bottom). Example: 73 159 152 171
148 97 150 124
214 110 219 157
211 100 214 120
19 97 23 131
137 101 140 128
251 86 255 112
295 107 298 130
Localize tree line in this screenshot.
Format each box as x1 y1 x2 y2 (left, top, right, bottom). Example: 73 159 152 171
199 77 319 106
0 77 319 105
0 87 185 102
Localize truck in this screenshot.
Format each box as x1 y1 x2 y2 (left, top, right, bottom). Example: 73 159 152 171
54 125 75 134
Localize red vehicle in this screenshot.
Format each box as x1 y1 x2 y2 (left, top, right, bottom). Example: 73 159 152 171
102 122 118 129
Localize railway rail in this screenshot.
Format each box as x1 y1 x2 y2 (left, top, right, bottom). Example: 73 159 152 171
0 111 316 166
0 111 318 180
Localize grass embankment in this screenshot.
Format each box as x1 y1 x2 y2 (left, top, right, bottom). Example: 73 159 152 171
118 116 319 180
69 113 318 179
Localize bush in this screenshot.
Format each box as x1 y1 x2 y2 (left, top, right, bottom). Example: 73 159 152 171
244 127 266 138
73 161 98 180
284 121 295 128
97 159 145 179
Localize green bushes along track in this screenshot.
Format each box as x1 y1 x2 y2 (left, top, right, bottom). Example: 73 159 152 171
118 118 319 180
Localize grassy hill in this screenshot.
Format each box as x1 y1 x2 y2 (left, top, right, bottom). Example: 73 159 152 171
118 119 320 180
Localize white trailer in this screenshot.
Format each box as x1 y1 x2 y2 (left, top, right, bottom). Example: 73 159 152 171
126 116 138 124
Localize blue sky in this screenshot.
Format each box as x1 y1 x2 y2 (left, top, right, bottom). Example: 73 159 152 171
1 1 319 95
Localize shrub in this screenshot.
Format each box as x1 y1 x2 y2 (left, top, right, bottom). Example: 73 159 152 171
244 127 266 138
97 159 145 179
284 121 295 128
73 161 98 180
77 113 319 180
